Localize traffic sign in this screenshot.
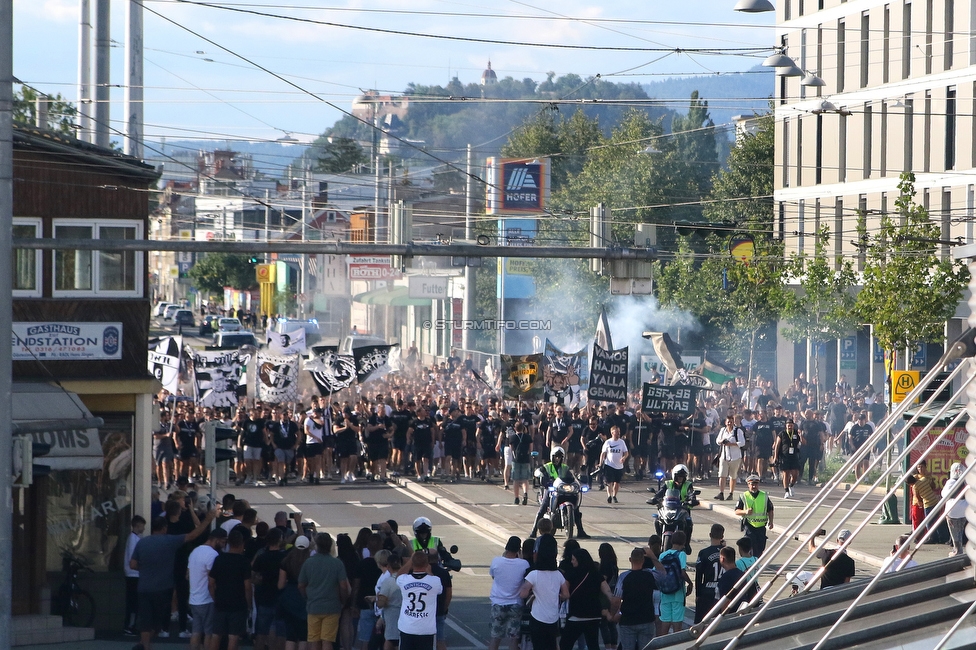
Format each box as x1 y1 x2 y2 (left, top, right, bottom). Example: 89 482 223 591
892 370 920 403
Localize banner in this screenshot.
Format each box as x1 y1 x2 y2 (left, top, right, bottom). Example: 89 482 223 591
500 354 545 400
13 321 123 360
149 336 182 394
267 328 306 355
588 343 629 403
543 340 587 406
642 332 684 376
307 349 356 396
641 383 699 415
353 345 399 384
192 349 250 408
255 352 300 403
595 308 613 352
688 358 737 390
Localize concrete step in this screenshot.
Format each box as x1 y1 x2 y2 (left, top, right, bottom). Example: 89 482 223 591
11 615 94 646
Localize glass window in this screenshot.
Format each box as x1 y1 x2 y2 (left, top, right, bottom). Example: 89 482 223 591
98 225 137 292
54 224 93 292
13 221 40 295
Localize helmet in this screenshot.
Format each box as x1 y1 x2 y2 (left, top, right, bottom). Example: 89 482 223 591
672 464 689 478
412 517 432 534
551 446 565 458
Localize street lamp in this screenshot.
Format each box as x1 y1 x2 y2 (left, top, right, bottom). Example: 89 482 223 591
777 63 804 77
801 71 826 87
762 51 794 68
734 0 775 12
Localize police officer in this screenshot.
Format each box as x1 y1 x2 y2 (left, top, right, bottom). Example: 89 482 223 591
734 474 774 557
529 447 590 539
648 464 697 553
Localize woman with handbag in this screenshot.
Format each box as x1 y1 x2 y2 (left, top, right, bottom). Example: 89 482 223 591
519 535 569 650
559 549 616 650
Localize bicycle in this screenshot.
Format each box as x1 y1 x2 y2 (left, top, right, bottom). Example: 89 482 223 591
54 552 96 628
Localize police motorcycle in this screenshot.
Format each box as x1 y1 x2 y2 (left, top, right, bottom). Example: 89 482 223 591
647 464 700 552
411 517 462 571
532 447 590 539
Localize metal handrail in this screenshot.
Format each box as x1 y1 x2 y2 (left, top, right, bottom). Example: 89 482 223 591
686 353 974 649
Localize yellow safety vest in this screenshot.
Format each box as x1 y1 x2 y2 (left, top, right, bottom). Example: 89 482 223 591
412 536 440 552
742 491 768 528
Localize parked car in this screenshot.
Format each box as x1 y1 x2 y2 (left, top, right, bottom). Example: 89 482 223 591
211 331 258 349
339 334 388 355
163 304 181 321
199 314 219 337
217 317 243 332
153 301 173 318
173 310 195 327
273 318 322 346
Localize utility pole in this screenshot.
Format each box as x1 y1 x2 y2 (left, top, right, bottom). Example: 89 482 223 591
123 0 143 159
0 0 15 641
463 143 475 351
77 0 92 142
93 0 111 148
300 177 307 316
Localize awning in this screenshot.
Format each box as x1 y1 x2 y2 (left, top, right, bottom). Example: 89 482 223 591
353 286 432 306
12 383 105 471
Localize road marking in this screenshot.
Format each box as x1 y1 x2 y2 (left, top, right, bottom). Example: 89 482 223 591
347 500 391 509
446 617 486 649
286 503 301 513
391 485 509 545
269 491 283 499
458 567 490 577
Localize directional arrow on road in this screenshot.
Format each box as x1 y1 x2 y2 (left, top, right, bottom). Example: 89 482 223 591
346 500 391 508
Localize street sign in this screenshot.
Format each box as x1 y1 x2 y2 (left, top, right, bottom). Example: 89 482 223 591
910 341 927 368
891 370 920 403
840 336 857 370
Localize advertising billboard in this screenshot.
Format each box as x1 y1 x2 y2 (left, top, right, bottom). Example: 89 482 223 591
486 157 551 215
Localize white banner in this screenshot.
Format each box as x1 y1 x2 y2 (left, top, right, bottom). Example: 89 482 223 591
256 352 300 403
13 322 123 360
192 349 250 408
149 336 182 394
268 328 306 355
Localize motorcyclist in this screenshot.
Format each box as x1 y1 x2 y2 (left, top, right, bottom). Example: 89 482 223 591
411 516 461 570
529 446 590 539
647 464 698 552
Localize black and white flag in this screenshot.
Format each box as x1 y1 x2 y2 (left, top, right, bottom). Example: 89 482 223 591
256 352 300 403
267 329 306 355
192 349 250 407
587 343 629 403
354 344 399 384
306 348 356 396
148 336 182 394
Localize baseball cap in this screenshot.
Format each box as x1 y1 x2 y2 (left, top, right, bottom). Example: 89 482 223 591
294 535 310 549
837 529 853 542
505 536 522 553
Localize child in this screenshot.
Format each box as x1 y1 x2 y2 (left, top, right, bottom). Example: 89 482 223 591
657 531 693 637
123 515 146 635
735 537 761 604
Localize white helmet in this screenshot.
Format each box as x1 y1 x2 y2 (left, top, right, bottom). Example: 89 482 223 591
412 517 432 534
672 464 689 478
551 446 565 458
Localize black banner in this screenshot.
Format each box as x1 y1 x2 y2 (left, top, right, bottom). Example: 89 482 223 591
353 345 397 384
641 383 698 415
587 343 628 403
307 350 356 396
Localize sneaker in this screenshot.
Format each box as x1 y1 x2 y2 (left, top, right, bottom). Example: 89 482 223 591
123 628 137 637
613 496 619 504
158 631 170 639
515 498 520 505
788 487 794 498
522 494 528 505
179 631 192 639
576 532 591 539
504 485 511 490
715 493 725 501
607 496 612 504
340 477 347 484
784 490 790 499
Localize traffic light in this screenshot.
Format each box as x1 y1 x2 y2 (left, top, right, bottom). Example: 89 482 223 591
248 256 260 264
13 435 52 487
204 422 237 470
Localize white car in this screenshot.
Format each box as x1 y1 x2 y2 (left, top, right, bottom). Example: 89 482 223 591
153 301 173 318
163 304 181 321
217 317 243 332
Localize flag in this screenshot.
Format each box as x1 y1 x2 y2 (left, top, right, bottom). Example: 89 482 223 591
268 328 306 355
255 352 300 402
642 332 685 376
354 345 399 384
470 368 494 390
500 354 545 400
543 339 588 406
148 336 182 394
306 350 356 395
587 343 629 403
192 349 250 407
695 359 737 388
595 308 613 351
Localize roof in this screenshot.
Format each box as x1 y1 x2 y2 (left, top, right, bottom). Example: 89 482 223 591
13 122 160 183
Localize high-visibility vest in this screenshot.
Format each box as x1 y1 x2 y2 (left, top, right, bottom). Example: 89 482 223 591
412 536 440 552
742 491 769 528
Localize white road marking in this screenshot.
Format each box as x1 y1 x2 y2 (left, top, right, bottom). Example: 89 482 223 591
286 503 301 513
391 485 509 545
346 500 391 509
458 567 490 577
446 617 487 649
269 491 283 499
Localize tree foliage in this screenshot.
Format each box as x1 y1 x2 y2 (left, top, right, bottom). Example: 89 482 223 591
856 173 969 358
14 84 77 134
703 111 774 229
315 136 368 173
188 254 258 296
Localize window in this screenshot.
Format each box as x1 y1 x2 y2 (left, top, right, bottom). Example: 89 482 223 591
783 119 791 187
785 0 791 20
834 198 844 271
814 198 822 240
817 25 824 97
903 1 912 79
838 19 846 92
884 5 891 83
971 0 976 65
798 199 806 254
839 113 848 182
942 189 952 259
905 96 914 170
968 185 974 244
925 0 933 74
779 202 786 241
13 218 41 297
923 90 932 173
799 0 804 16
801 28 808 98
946 86 957 170
881 102 889 175
816 114 824 184
796 116 803 185
53 219 143 297
945 0 954 69
864 104 873 177
861 12 870 87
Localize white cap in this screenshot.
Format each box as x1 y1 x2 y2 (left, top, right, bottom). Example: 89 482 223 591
294 535 310 549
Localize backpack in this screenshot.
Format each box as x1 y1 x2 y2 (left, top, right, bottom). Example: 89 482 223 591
657 551 683 595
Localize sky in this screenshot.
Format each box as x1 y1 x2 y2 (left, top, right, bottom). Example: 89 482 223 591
13 0 776 148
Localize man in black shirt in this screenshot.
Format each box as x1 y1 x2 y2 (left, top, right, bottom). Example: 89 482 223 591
808 529 856 589
408 407 437 481
238 407 266 486
630 411 653 480
209 529 252 650
799 410 827 485
458 403 482 479
694 524 726 624
614 547 661 650
270 408 299 486
442 408 465 483
847 411 875 477
510 423 534 506
390 401 414 476
353 535 384 650
252 529 287 650
752 410 774 481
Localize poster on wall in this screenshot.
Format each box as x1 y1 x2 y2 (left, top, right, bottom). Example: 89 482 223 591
255 352 300 403
192 349 250 407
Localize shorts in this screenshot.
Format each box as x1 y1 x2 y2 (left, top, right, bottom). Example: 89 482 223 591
138 589 172 632
357 609 378 642
255 605 281 636
444 443 463 460
154 445 174 464
659 600 685 623
307 612 340 643
190 602 215 636
674 434 689 455
632 442 648 457
436 614 446 641
489 603 523 638
718 457 742 480
393 434 408 451
399 632 435 650
482 447 498 460
305 443 324 457
275 448 296 464
503 447 514 467
243 446 263 461
603 466 624 483
511 462 532 481
336 440 358 458
414 444 433 461
368 445 389 462
179 447 198 461
213 609 248 637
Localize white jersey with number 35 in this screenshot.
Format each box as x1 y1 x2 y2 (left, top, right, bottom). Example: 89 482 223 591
396 572 443 635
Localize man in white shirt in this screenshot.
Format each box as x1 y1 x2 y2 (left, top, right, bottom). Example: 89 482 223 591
600 426 629 504
488 537 530 650
187 528 227 650
397 551 443 650
123 515 146 636
715 415 745 501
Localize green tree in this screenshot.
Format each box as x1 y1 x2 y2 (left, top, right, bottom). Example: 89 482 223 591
703 111 774 229
656 237 731 346
782 226 859 389
14 84 77 134
501 108 603 192
670 91 719 199
314 136 368 173
856 172 969 369
188 254 258 296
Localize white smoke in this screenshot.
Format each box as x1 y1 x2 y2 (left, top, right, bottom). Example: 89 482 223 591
605 294 699 357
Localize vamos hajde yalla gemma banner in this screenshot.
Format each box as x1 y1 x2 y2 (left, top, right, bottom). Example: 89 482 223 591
588 343 629 403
